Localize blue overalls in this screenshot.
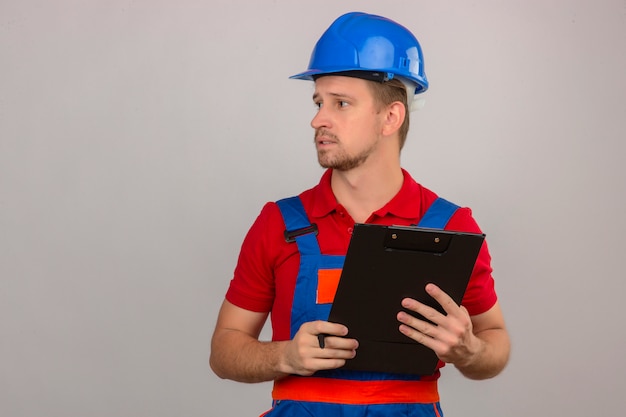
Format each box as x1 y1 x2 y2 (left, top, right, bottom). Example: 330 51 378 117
263 196 459 417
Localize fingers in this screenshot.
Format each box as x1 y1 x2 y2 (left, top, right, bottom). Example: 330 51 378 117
399 283 462 326
397 309 443 352
397 284 477 364
301 320 355 345
400 298 441 326
287 321 358 375
307 320 349 338
319 334 359 352
305 321 359 351
424 283 459 315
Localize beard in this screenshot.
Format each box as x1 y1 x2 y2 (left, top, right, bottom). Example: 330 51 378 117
315 129 378 171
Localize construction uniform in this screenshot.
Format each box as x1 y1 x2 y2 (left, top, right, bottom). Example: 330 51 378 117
226 169 498 416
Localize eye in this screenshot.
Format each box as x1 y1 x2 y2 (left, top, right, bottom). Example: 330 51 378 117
338 100 349 108
314 101 323 110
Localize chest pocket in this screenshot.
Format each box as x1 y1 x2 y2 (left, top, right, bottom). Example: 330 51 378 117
317 268 342 304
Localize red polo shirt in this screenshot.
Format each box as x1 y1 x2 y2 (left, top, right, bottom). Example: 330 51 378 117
226 169 497 342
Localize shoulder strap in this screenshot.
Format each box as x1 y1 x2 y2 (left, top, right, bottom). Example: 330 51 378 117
417 197 460 229
275 197 320 256
275 196 319 242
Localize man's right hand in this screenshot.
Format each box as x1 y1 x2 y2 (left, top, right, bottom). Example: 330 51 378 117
280 320 359 376
210 302 358 383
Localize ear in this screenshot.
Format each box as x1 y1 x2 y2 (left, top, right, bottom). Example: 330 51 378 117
381 101 406 137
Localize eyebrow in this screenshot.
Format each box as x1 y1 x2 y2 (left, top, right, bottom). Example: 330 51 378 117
312 91 357 102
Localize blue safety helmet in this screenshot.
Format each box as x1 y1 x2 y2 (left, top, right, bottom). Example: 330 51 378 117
290 12 428 94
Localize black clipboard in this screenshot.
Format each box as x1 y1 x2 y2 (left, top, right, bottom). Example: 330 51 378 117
327 223 485 375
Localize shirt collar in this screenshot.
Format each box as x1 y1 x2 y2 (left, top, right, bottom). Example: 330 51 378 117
371 169 422 220
309 168 422 220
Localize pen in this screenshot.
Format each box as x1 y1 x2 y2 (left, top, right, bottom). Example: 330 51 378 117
318 334 326 349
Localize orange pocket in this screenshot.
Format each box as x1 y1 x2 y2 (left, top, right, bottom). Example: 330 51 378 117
316 269 342 304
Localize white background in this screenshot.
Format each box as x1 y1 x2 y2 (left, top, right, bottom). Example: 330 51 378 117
1 1 625 416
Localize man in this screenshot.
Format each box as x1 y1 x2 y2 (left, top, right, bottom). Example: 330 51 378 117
210 11 510 416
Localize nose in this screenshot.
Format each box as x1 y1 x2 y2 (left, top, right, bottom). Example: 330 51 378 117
311 106 330 130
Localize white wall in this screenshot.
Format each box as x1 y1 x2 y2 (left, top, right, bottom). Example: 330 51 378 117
1 1 625 416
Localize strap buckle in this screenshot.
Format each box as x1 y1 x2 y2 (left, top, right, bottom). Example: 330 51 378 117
284 223 318 243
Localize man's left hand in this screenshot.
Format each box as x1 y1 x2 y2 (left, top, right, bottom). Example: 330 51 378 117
396 283 483 368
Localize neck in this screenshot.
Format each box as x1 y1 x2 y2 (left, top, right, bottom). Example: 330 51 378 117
330 159 404 223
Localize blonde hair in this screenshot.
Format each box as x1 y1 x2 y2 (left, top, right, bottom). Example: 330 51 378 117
367 78 411 149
